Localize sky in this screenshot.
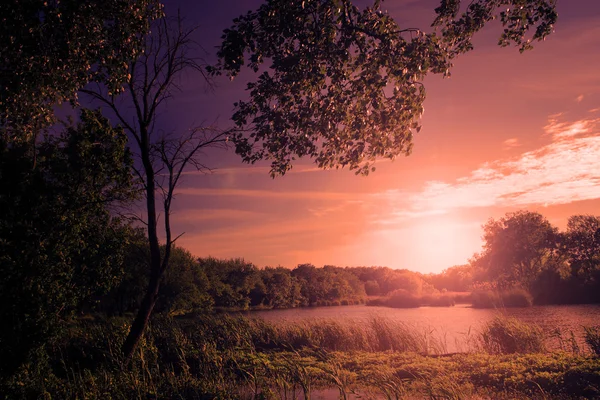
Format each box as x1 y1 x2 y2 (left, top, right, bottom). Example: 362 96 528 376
153 0 600 273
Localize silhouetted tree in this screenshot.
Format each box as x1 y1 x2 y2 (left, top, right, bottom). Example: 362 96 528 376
82 15 228 359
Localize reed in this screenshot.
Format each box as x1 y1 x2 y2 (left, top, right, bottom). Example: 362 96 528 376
583 325 600 356
479 315 545 354
5 314 600 399
246 315 432 353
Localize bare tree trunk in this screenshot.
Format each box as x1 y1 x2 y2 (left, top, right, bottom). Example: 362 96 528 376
122 135 165 360
81 15 227 361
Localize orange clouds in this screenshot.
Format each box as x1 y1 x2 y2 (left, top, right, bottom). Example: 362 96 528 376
380 114 600 219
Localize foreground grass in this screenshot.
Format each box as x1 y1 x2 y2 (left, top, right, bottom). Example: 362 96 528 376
3 315 599 399
257 350 600 399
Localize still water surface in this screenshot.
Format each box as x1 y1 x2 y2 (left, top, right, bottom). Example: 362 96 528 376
245 304 600 353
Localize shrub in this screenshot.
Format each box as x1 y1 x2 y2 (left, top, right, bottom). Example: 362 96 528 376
365 297 385 306
480 315 545 354
584 326 600 356
385 289 421 308
471 291 500 308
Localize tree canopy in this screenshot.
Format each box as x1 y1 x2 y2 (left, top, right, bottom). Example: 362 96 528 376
565 215 600 282
0 0 162 141
472 211 559 289
213 0 557 176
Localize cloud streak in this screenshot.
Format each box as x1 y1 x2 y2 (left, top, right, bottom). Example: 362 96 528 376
176 187 359 201
382 115 600 219
503 137 521 150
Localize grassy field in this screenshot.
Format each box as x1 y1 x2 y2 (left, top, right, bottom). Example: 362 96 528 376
3 314 600 399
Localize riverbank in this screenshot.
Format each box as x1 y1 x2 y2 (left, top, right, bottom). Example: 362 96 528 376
3 314 600 399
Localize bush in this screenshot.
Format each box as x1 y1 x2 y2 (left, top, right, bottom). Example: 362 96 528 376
471 291 500 308
584 326 600 356
365 297 385 306
384 289 421 308
480 315 545 354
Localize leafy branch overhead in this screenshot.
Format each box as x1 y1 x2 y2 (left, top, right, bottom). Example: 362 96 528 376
0 0 163 141
212 0 557 176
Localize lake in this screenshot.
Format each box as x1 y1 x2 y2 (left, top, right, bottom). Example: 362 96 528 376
243 304 600 353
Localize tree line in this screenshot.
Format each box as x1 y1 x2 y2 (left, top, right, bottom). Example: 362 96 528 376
93 243 440 315
91 210 600 316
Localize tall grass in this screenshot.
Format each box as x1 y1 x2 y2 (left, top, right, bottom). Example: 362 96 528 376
584 325 600 357
6 314 600 399
248 315 439 354
480 315 545 354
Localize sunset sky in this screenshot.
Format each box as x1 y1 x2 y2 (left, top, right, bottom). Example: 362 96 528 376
156 0 600 273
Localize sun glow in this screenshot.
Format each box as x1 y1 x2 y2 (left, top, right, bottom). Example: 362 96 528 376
401 216 482 272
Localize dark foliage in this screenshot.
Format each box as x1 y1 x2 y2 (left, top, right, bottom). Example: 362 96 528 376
0 110 136 377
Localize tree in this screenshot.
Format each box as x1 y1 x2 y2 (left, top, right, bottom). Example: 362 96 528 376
0 110 136 376
0 0 162 142
364 280 381 296
201 257 261 308
382 270 424 295
213 0 556 176
156 247 213 315
262 267 303 308
565 215 600 282
472 211 560 289
82 15 229 359
428 264 474 292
